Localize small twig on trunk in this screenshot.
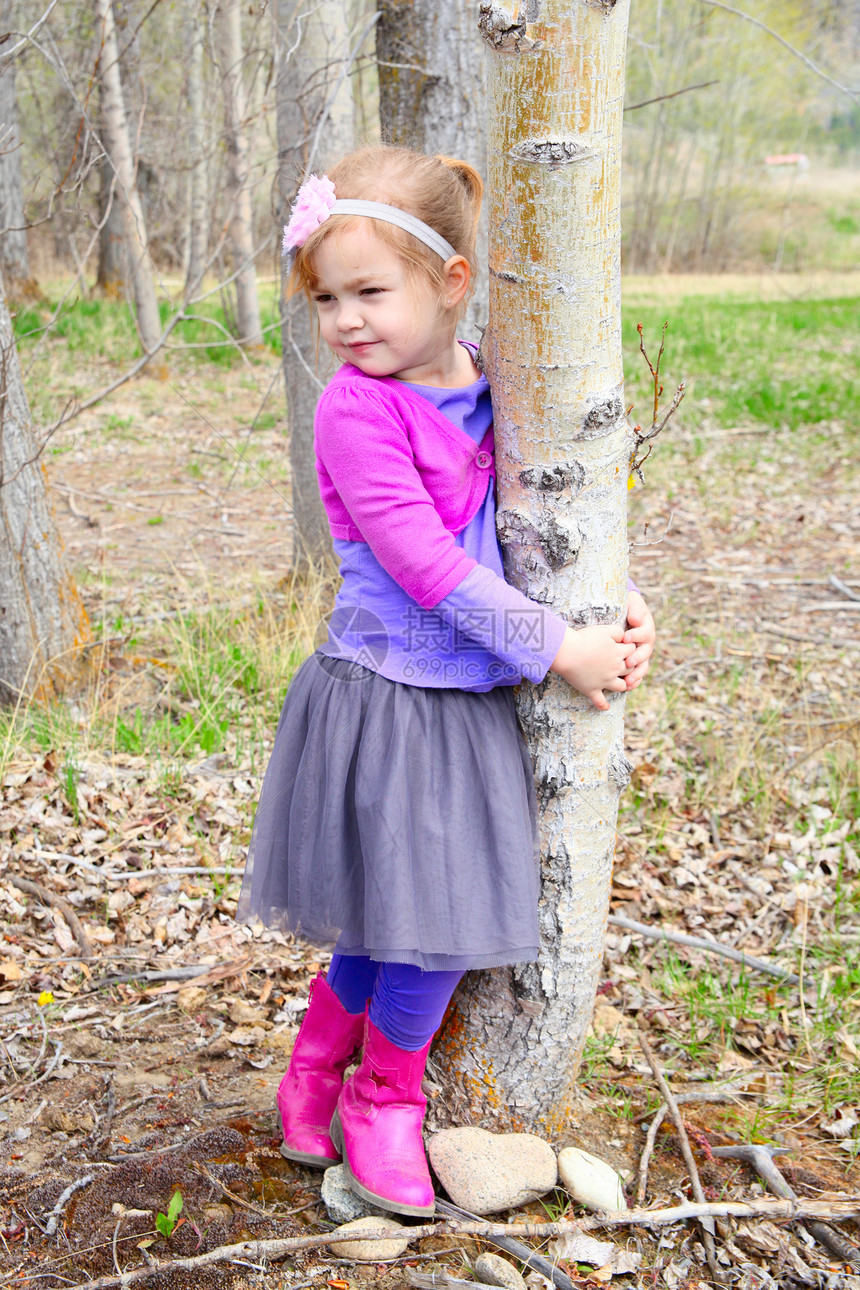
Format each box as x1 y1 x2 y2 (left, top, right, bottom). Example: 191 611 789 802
638 1031 719 1280
609 913 806 985
9 875 94 959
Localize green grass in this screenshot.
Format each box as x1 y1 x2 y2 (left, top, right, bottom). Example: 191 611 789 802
623 296 859 434
11 286 284 366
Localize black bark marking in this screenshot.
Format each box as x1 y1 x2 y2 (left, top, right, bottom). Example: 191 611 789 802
586 0 618 10
608 741 632 792
568 602 617 628
582 394 624 438
509 138 596 166
477 2 540 52
496 509 579 573
519 462 584 494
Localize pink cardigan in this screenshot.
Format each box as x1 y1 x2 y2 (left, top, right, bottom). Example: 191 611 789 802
314 364 497 609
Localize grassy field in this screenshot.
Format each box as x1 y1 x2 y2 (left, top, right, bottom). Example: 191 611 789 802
3 276 860 1204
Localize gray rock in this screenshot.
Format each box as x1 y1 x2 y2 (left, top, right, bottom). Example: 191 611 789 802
321 1164 386 1224
557 1146 627 1212
475 1251 528 1289
326 1215 410 1262
428 1127 557 1216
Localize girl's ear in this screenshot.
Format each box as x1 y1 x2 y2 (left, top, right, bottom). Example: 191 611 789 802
443 255 471 308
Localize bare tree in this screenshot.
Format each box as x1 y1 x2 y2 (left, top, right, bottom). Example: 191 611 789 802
0 269 89 706
275 0 359 570
220 0 263 346
432 0 633 1133
96 0 161 352
0 0 32 294
184 0 209 293
377 0 488 338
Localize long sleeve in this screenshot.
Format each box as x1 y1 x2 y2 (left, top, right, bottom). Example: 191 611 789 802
315 386 478 609
434 566 567 684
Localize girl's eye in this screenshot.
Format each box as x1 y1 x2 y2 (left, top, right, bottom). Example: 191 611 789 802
360 287 382 296
313 293 334 304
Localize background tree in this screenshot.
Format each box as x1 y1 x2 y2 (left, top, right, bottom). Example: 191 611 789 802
184 0 209 294
219 0 262 345
376 0 487 337
96 0 161 352
275 0 363 571
0 0 33 294
432 0 633 1134
0 269 89 706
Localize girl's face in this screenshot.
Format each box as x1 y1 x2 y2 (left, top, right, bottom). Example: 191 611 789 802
310 223 467 385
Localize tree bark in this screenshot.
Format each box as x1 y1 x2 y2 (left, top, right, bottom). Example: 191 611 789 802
275 0 356 571
0 2 32 295
220 0 263 346
377 0 488 339
184 0 209 295
96 0 161 353
431 0 632 1136
0 270 89 706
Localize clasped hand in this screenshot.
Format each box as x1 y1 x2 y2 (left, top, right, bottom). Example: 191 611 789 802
549 588 656 710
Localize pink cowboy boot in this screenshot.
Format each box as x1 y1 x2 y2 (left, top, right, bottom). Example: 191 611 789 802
329 1014 435 1217
277 974 365 1168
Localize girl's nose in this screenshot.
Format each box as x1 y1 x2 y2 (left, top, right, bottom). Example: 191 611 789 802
337 302 363 332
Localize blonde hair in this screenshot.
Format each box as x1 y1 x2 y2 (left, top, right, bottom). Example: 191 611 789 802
287 146 483 321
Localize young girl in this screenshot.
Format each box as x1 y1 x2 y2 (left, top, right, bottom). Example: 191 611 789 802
238 147 655 1219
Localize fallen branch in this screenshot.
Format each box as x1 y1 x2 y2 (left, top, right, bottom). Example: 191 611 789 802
407 1276 498 1289
53 1199 860 1290
9 875 94 959
608 913 805 985
44 1175 95 1238
639 1031 718 1279
436 1197 574 1290
636 1104 667 1206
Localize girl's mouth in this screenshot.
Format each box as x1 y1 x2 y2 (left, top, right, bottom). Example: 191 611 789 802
348 341 378 352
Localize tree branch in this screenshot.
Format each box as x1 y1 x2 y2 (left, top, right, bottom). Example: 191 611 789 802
696 0 859 103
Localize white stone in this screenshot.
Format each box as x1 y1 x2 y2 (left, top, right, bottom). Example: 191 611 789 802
475 1251 528 1289
428 1127 557 1216
321 1165 386 1224
326 1215 409 1262
557 1146 627 1212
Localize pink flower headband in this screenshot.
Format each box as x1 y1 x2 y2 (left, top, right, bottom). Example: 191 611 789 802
282 173 459 263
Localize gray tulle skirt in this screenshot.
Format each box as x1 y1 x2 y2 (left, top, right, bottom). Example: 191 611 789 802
237 651 541 970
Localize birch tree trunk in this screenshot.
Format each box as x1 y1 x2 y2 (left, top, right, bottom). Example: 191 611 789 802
0 4 32 295
0 271 89 705
275 0 355 570
220 0 263 346
431 0 632 1136
96 0 161 353
184 0 209 294
377 0 488 339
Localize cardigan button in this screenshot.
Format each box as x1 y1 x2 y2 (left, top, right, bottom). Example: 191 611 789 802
475 451 493 469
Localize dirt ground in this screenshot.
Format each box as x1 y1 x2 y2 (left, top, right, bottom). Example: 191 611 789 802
2 331 860 1289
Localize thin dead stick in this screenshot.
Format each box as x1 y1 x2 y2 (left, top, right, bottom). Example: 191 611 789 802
609 913 805 985
639 1031 718 1280
9 875 94 959
407 1276 499 1290
54 1200 860 1290
637 1104 667 1205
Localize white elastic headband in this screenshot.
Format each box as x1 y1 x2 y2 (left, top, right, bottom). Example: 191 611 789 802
282 174 461 263
328 200 459 262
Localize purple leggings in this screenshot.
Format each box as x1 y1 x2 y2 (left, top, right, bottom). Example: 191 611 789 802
327 952 463 1052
